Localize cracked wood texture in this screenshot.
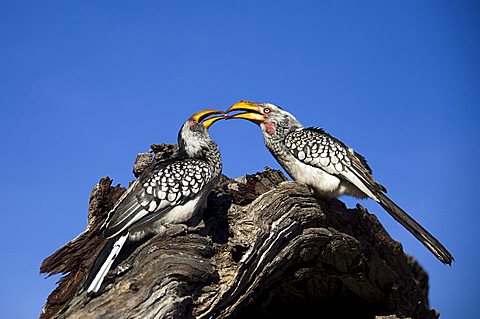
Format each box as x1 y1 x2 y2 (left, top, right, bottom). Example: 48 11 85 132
40 144 438 319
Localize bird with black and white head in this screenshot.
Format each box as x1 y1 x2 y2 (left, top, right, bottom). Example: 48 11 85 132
84 109 225 294
226 100 454 265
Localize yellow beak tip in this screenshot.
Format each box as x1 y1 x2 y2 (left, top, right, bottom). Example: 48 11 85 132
227 101 260 113
191 109 225 123
201 115 227 129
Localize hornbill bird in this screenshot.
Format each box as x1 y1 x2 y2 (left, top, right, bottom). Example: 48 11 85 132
84 109 225 294
226 100 454 265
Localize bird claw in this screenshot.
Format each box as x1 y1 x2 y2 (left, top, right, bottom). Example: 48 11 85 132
186 220 206 234
163 224 188 237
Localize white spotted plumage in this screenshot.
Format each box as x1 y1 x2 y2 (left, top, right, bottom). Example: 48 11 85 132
85 111 223 294
229 101 453 265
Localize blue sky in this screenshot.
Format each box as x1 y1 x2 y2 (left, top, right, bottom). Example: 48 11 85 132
1 1 479 318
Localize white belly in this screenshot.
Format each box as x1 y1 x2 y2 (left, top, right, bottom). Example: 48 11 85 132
128 195 204 241
160 195 203 224
280 152 342 197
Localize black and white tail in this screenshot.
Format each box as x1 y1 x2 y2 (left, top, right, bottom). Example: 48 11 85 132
85 233 129 294
375 192 454 265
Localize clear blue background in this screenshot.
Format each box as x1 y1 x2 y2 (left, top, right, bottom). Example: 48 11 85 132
1 1 478 318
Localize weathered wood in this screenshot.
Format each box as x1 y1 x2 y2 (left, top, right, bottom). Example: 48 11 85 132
40 145 438 319
39 177 125 319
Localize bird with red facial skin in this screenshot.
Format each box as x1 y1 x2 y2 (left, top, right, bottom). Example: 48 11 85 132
84 109 225 294
226 100 453 265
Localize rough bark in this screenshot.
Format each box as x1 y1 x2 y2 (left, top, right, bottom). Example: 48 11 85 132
40 144 438 319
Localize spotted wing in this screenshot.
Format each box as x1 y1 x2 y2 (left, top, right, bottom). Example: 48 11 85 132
103 158 213 238
284 127 386 196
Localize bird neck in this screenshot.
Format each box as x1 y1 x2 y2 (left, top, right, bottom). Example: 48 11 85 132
203 141 222 174
263 125 302 160
264 122 302 143
178 140 222 175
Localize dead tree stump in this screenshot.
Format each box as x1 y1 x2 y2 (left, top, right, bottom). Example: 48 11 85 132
40 144 438 319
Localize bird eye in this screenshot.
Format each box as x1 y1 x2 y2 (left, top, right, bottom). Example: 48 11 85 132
264 108 271 114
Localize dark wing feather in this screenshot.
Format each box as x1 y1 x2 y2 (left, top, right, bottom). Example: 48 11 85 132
103 158 212 238
303 127 372 173
285 127 386 194
286 128 453 264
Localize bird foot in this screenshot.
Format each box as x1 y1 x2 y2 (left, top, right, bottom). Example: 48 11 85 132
186 220 206 234
163 224 189 237
163 221 206 237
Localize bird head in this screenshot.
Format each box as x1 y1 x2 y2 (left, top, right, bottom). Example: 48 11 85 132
178 109 225 158
226 100 302 136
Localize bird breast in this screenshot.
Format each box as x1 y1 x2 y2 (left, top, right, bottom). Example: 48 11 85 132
267 144 342 197
128 195 204 241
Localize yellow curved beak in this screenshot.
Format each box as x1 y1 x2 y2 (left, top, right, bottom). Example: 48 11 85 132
202 114 227 128
226 100 261 113
190 109 226 129
226 101 265 124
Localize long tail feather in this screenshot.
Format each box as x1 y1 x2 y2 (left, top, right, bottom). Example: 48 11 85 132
375 192 454 265
86 233 129 293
